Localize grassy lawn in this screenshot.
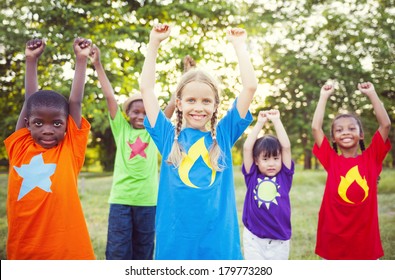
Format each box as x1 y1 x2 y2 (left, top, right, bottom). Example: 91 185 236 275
0 166 394 260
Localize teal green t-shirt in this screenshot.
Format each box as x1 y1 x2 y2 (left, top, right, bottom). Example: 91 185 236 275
108 109 158 206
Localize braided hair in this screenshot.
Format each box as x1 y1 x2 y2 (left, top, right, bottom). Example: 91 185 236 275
166 55 223 171
330 113 365 153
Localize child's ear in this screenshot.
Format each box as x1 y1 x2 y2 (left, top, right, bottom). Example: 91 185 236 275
360 132 364 140
176 98 182 111
24 118 30 129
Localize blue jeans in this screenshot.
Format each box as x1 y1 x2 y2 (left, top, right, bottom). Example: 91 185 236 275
105 204 156 260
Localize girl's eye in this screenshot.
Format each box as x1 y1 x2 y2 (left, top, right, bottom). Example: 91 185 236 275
203 99 212 104
34 121 43 127
54 122 62 127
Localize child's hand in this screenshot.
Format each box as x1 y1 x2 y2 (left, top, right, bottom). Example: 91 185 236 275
320 83 335 98
89 44 101 67
257 110 268 124
25 38 46 60
226 28 247 46
266 109 280 122
73 37 92 59
150 24 171 45
358 82 376 97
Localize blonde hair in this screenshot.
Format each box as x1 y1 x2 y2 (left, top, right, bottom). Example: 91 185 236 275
166 56 224 171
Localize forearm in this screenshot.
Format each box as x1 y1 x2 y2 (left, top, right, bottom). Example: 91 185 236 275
244 121 264 150
140 42 160 94
140 41 161 125
94 62 118 118
69 57 88 127
272 119 291 150
233 44 257 118
369 93 391 127
368 92 391 138
25 57 39 96
17 57 39 130
311 95 328 145
312 96 328 132
70 57 88 104
234 44 257 93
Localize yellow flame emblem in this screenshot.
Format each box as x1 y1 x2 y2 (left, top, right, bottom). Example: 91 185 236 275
179 137 216 188
338 166 369 204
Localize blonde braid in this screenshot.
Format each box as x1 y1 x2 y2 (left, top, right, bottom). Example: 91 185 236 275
209 109 224 171
166 108 184 167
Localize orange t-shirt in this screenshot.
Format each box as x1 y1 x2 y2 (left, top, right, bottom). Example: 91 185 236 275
4 116 95 260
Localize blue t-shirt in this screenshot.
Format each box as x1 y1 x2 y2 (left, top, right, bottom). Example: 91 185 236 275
242 161 294 240
144 102 252 260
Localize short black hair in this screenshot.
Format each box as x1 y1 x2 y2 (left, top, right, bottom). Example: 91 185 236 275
26 90 69 117
253 135 282 159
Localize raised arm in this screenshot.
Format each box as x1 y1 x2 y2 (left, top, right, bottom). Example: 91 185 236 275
243 111 267 173
69 37 91 128
17 39 46 131
140 24 171 127
163 92 176 119
267 109 292 169
312 84 334 147
226 28 257 118
89 45 118 119
358 82 391 141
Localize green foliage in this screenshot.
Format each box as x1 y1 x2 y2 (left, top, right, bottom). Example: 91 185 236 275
0 0 394 170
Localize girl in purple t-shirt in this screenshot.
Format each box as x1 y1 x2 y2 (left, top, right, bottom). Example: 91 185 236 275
242 109 294 260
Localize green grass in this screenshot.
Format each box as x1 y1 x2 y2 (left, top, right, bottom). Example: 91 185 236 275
1 167 394 260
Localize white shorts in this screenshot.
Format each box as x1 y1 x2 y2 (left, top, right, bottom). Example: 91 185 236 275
243 227 290 260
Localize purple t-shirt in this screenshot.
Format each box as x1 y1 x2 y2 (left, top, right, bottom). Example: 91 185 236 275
242 161 294 240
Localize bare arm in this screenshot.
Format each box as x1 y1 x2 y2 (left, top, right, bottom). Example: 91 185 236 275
17 39 46 131
163 92 176 119
226 28 257 118
69 38 91 128
243 111 267 173
89 45 118 119
312 84 334 147
358 82 391 141
267 109 292 169
140 24 171 127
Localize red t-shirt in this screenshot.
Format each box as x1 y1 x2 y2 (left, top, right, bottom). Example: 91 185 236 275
4 116 95 260
313 131 391 260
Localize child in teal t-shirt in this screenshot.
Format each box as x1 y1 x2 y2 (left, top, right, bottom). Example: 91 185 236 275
90 45 174 260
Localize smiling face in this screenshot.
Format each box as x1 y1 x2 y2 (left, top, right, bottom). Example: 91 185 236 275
26 106 68 149
331 116 363 152
126 100 146 129
176 81 217 131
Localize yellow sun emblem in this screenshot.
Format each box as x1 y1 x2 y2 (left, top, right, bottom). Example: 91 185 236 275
254 177 281 209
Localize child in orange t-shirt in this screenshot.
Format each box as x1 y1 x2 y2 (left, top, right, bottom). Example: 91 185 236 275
4 38 95 259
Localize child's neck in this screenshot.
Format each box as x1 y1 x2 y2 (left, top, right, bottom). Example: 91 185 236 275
340 147 359 158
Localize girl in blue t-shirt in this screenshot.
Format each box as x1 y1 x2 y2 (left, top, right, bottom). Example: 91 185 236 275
139 24 257 259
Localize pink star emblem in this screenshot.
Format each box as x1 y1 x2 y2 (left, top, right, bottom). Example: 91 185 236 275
127 136 148 159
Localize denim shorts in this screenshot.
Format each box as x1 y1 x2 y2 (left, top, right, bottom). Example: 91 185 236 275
105 204 156 260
